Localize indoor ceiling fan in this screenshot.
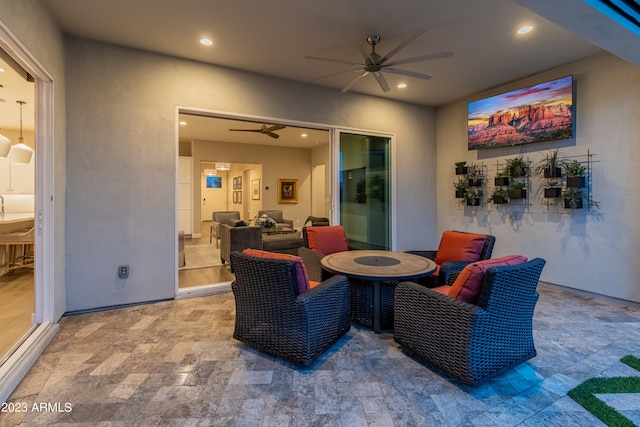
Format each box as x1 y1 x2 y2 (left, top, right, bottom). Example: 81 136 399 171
228 124 285 139
305 29 453 93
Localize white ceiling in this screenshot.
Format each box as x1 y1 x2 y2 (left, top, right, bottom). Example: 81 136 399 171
40 0 637 147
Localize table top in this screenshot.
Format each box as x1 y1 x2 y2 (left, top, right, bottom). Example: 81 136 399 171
321 250 436 281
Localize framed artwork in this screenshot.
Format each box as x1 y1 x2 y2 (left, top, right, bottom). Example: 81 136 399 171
233 191 238 203
206 176 222 188
233 177 238 190
237 191 242 204
278 179 298 204
237 176 242 190
252 179 260 200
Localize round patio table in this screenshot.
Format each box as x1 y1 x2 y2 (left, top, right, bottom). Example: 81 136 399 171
321 250 436 333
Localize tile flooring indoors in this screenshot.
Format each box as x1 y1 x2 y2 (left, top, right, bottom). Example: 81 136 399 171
2 281 640 426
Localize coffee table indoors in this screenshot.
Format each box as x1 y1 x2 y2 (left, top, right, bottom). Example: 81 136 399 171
321 250 436 333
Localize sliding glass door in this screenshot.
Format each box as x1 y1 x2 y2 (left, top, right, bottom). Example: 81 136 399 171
336 131 392 250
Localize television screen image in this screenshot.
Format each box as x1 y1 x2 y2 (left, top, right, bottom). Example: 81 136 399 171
468 75 573 150
206 176 222 188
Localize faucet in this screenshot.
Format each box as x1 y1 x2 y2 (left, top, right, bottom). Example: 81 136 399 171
0 195 4 217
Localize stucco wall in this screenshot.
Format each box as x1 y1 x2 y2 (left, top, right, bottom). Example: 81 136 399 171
64 37 437 311
436 52 640 303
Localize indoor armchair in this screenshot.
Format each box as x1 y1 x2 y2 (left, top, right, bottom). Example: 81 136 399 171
210 211 241 247
258 210 293 231
230 250 351 366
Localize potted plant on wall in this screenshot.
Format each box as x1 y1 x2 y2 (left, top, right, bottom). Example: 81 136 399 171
494 171 510 187
534 149 562 178
509 182 527 199
465 188 483 206
490 187 510 204
455 161 468 175
467 163 483 187
563 159 586 188
504 155 529 178
543 181 562 198
453 177 468 199
561 187 584 209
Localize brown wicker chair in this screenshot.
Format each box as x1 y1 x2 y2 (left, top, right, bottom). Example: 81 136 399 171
230 251 351 366
406 230 496 287
394 258 545 386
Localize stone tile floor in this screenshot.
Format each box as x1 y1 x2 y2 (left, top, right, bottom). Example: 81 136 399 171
1 284 640 426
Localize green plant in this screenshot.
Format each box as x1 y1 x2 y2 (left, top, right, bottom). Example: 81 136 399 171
455 161 467 168
453 177 468 191
533 149 561 178
544 181 561 188
563 159 586 177
464 188 483 205
503 156 529 177
467 163 483 178
510 182 526 190
561 187 583 209
490 187 510 203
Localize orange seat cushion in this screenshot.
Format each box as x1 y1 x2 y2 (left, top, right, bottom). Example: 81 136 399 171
448 255 528 304
305 226 349 255
434 230 487 266
242 249 311 295
432 285 451 295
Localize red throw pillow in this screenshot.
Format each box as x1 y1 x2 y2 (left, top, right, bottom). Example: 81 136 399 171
434 230 487 265
306 226 349 255
242 249 310 294
448 255 528 304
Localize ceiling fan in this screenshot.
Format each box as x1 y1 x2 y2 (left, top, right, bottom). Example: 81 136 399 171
228 124 285 139
305 29 453 93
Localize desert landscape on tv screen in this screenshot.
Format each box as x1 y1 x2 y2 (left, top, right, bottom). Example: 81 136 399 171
468 76 573 150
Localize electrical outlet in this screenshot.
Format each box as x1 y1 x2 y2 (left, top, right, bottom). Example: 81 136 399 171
118 265 129 278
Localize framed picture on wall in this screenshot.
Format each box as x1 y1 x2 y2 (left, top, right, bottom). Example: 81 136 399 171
252 179 260 200
278 179 298 204
237 176 242 189
233 191 238 203
206 176 222 188
233 177 238 190
237 191 242 204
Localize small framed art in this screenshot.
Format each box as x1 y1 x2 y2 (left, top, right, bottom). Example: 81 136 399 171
278 179 298 204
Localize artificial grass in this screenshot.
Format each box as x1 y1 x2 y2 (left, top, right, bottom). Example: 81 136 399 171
568 355 640 427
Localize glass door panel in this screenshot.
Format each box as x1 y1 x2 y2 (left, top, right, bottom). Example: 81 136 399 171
338 132 391 250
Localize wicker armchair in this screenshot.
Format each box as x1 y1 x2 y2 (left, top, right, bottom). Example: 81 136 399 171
230 251 351 366
394 258 545 386
406 230 496 286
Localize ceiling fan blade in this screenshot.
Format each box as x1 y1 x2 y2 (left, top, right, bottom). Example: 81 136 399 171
340 71 368 93
379 28 426 64
265 132 280 139
304 55 364 67
383 67 432 80
387 51 454 67
265 125 285 132
373 71 390 92
229 128 262 133
309 67 364 82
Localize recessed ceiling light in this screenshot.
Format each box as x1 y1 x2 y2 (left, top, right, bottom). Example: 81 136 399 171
0 67 5 72
397 83 407 89
517 25 533 35
179 121 187 126
200 38 213 46
301 133 308 138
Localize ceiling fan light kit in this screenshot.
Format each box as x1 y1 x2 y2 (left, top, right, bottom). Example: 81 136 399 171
305 29 453 94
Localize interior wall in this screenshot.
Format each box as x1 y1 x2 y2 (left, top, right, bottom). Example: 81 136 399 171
64 37 437 311
436 52 640 303
194 140 314 227
0 0 67 319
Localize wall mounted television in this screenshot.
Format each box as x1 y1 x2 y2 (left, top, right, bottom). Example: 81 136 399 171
467 75 573 150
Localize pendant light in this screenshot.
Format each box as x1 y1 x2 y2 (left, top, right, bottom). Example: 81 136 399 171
10 100 33 164
0 130 10 158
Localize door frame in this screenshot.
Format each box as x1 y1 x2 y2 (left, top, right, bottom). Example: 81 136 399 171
331 128 396 249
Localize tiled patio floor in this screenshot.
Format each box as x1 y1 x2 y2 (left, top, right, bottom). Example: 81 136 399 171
2 284 640 426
